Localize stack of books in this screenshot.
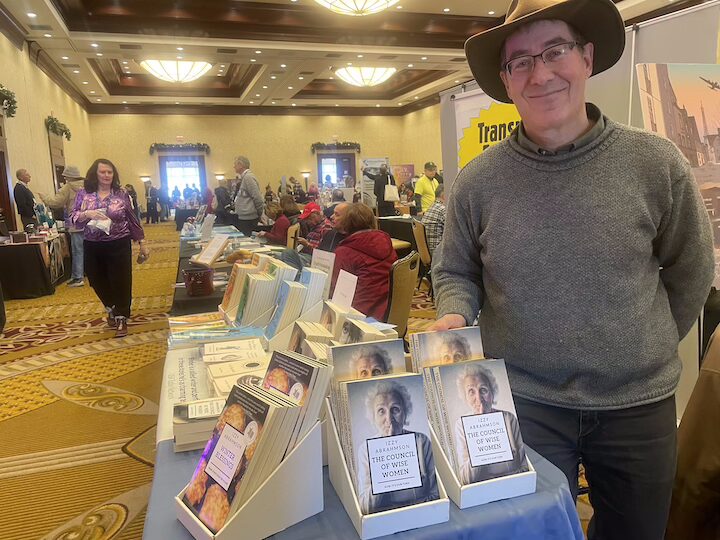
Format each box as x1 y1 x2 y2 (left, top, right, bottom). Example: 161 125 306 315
202 339 266 364
409 326 484 371
181 384 301 533
236 273 277 327
206 358 271 396
260 350 332 456
301 340 329 361
298 267 327 312
168 325 264 350
264 259 299 297
423 358 529 486
173 397 227 452
288 321 333 353
338 319 389 345
334 373 441 515
319 300 364 338
220 263 263 321
264 281 308 339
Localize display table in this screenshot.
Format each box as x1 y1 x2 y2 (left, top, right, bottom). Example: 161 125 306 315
143 441 583 540
0 235 70 299
378 216 417 253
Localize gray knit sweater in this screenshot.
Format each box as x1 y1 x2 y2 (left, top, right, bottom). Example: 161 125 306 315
433 114 714 410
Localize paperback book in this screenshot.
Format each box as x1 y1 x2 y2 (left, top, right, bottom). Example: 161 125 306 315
173 397 227 452
426 358 529 485
264 280 308 339
339 373 440 515
319 300 364 339
409 326 484 371
338 319 388 345
298 267 328 312
288 321 333 353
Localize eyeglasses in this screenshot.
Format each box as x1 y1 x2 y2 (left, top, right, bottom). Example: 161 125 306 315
503 41 582 77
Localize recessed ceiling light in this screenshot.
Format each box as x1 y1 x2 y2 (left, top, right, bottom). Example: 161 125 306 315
288 86 293 89
376 104 381 107
175 102 180 104
357 54 363 58
250 58 256 62
82 81 88 84
421 56 428 60
122 101 127 104
96 53 103 57
291 0 298 2
96 98 101 102
280 64 287 68
335 104 339 107
43 33 52 38
329 76 334 79
270 75 277 79
255 50 262 54
347 62 352 66
72 70 80 74
298 76 304 80
27 12 37 18
249 101 254 104
256 93 260 97
454 80 459 83
177 47 184 51
443 8 450 12
262 85 268 89
220 64 225 68
177 55 183 59
61 56 69 60
217 74 222 76
414 96 418 99
122 61 128 65
407 64 414 67
90 90 96 94
292 103 296 106
396 5 402 9
271 101 276 104
488 11 495 15
91 43 99 48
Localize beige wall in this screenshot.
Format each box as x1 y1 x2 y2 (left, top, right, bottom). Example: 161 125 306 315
89 104 442 194
0 33 93 224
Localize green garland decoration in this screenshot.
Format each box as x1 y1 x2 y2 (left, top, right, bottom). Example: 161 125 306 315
311 141 361 154
0 84 18 118
45 115 72 140
149 143 210 155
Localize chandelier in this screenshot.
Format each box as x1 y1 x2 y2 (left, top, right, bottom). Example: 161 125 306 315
335 67 397 87
313 0 400 16
139 60 212 83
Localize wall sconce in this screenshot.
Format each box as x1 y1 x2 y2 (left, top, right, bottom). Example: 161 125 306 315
140 175 151 182
215 174 225 181
301 171 311 190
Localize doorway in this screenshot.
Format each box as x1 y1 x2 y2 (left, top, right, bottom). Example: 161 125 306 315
158 155 208 198
316 152 357 188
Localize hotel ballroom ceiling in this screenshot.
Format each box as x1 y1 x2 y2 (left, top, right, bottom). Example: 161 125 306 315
0 0 705 115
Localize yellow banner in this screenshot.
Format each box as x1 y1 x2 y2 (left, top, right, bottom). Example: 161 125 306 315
458 103 521 168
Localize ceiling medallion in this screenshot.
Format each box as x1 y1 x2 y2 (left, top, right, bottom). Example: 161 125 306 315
335 66 397 87
139 60 212 83
313 0 400 16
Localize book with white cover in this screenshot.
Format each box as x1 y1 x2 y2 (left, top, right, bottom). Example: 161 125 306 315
319 300 364 339
220 263 262 318
431 359 529 486
206 355 271 380
237 273 276 327
340 373 441 515
409 326 484 371
265 281 307 339
264 258 299 298
203 338 265 357
298 267 328 313
210 368 268 396
337 319 387 345
288 321 333 353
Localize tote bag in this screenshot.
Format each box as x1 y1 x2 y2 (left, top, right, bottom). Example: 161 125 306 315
384 175 400 202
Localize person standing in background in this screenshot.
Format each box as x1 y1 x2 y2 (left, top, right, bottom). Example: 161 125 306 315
71 159 149 338
124 184 140 220
39 165 87 287
13 169 38 229
421 184 446 257
159 187 170 221
414 162 440 215
362 163 396 217
232 155 264 236
145 184 159 224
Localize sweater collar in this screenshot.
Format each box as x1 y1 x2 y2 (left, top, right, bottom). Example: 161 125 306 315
516 103 605 156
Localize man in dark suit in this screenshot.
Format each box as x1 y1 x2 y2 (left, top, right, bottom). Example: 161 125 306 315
13 169 38 229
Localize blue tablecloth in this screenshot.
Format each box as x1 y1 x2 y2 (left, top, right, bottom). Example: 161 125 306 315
143 441 583 540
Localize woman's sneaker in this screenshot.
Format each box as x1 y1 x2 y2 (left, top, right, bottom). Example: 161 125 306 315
105 307 116 328
68 278 85 287
115 317 128 338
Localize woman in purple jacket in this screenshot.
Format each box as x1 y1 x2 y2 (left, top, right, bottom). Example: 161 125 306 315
71 159 149 337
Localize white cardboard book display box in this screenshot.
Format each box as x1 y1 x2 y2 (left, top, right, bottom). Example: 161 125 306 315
324 399 450 540
175 421 324 540
428 425 537 509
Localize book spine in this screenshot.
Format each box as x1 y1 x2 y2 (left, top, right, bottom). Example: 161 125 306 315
422 367 444 456
409 334 420 372
433 367 457 474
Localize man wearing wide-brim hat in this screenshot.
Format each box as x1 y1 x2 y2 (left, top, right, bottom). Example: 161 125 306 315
431 1 714 538
40 165 87 287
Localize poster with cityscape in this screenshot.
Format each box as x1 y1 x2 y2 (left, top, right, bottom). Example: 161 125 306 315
637 63 720 286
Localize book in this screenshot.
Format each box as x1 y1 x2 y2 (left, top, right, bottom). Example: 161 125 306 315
338 319 388 345
210 367 269 396
310 249 335 300
168 312 225 327
409 326 484 371
220 263 262 319
264 258 299 298
319 300 365 339
288 321 334 353
264 281 307 339
339 373 440 515
298 267 328 313
191 234 230 267
236 273 277 327
173 397 227 452
203 338 265 357
182 384 299 533
428 359 529 485
301 340 329 361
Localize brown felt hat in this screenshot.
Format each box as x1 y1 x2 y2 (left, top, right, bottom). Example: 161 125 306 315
464 0 625 103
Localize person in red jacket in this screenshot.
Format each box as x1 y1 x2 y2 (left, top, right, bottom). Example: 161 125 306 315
331 203 397 320
258 196 300 245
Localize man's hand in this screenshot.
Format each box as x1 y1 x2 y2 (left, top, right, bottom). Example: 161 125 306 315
429 314 467 331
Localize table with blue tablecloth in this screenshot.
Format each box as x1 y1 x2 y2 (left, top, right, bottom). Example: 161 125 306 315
143 440 583 540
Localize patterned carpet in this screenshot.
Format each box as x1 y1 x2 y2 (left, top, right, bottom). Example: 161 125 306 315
0 222 176 540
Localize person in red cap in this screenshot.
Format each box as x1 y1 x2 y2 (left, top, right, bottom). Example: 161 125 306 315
297 202 332 255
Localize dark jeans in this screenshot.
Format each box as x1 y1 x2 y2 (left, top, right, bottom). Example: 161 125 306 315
233 217 259 237
514 395 677 540
84 237 133 318
146 201 159 224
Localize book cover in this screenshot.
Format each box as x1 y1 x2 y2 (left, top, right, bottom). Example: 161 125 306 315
182 385 271 533
409 326 484 370
433 359 529 485
261 351 316 405
337 319 386 345
329 339 406 382
343 374 440 514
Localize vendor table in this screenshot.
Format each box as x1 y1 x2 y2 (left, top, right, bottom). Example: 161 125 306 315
175 209 199 231
378 216 417 253
143 441 583 540
0 235 70 299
